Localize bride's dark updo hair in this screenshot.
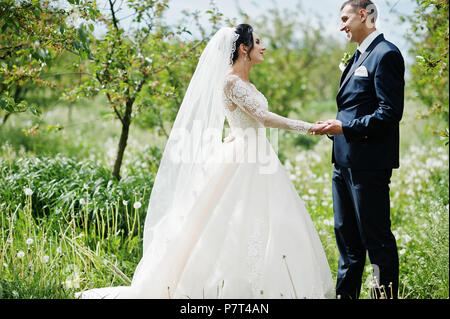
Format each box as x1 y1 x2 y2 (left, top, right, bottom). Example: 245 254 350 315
232 24 254 64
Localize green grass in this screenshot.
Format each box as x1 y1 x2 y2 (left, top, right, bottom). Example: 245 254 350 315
0 97 448 299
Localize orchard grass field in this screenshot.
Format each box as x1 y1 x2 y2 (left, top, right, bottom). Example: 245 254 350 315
0 94 447 300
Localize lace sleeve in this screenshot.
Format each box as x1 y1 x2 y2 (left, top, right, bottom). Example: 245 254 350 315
224 76 312 134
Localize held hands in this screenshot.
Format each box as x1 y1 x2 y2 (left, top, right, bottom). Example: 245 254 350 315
308 123 328 135
309 120 343 136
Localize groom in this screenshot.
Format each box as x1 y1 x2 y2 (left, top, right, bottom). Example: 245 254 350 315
312 0 405 299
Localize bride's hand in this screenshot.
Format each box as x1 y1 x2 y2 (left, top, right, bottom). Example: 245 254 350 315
309 122 327 135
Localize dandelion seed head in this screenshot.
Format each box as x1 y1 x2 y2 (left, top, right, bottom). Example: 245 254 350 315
64 279 80 289
17 251 25 258
402 234 412 243
133 202 142 209
24 187 33 196
26 238 33 245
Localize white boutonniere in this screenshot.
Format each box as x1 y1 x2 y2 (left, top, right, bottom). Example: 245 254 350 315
339 52 352 72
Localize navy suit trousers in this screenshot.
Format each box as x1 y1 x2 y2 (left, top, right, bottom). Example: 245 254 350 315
332 164 399 299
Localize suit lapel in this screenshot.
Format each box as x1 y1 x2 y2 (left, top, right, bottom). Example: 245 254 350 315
339 54 356 87
337 34 385 96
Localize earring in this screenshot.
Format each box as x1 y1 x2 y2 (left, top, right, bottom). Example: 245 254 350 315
244 54 248 62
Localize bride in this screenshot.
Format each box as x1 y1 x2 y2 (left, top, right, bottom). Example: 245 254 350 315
76 24 335 299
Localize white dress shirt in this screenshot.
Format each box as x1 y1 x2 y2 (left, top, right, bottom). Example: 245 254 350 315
357 29 382 55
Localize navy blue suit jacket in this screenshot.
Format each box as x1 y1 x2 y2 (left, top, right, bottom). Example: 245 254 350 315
332 34 405 169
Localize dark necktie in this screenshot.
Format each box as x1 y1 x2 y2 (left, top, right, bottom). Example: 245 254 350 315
353 49 361 66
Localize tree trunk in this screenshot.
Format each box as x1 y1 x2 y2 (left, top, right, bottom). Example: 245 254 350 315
68 104 73 123
112 100 133 180
1 113 11 126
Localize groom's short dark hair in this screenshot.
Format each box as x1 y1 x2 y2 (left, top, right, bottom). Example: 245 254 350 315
341 0 378 24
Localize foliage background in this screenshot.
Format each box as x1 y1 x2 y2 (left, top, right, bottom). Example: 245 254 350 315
0 0 448 299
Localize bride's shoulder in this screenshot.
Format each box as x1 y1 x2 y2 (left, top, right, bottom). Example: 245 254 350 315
224 73 240 82
223 73 241 90
224 73 252 88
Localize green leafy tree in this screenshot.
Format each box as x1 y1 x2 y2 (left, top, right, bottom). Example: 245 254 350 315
0 0 98 126
135 4 230 138
408 0 449 143
64 0 223 180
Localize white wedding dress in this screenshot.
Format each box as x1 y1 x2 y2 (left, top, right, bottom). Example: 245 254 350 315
76 73 335 299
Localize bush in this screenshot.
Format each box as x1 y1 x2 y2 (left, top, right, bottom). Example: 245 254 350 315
0 153 160 229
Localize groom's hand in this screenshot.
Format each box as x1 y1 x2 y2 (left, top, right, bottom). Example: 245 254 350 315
316 119 343 135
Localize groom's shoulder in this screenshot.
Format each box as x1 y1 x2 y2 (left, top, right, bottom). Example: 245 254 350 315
374 37 403 58
370 37 404 69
